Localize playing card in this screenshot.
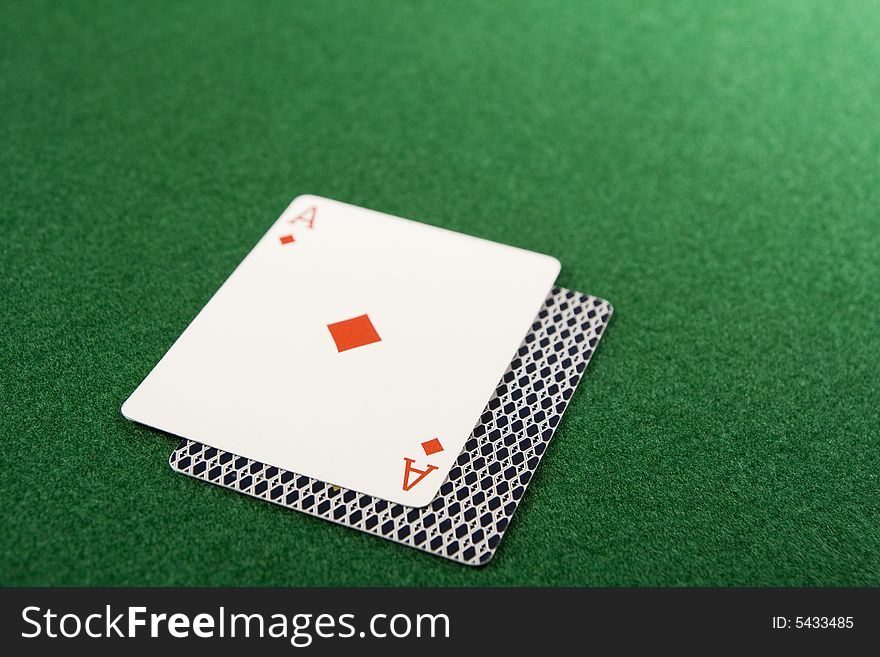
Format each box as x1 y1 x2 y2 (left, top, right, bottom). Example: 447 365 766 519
122 196 561 506
169 288 612 565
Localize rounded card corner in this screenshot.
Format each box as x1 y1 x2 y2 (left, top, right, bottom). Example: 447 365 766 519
545 254 562 277
402 489 443 510
120 396 137 421
290 193 322 207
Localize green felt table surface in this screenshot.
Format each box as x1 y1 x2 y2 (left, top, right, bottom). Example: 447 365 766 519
2 0 879 587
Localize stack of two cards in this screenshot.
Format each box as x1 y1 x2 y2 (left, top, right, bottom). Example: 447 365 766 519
123 196 612 566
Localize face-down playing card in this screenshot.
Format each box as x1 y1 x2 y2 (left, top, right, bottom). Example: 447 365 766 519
122 195 561 507
169 288 612 566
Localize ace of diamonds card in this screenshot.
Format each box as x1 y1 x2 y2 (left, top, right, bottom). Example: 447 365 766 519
122 196 560 507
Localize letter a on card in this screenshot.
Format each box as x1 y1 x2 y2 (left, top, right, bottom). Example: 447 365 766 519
402 458 437 491
288 206 317 229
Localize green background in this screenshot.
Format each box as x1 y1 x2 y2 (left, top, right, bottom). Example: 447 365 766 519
2 0 878 586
